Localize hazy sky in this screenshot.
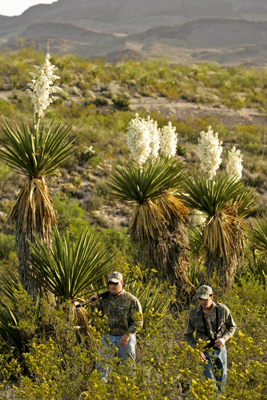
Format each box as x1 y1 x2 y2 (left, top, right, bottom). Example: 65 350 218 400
0 1 56 16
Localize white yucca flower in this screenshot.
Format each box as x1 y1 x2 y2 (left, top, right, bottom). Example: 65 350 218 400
226 146 243 181
26 53 61 119
192 209 206 227
198 126 223 179
145 116 160 159
127 114 151 167
160 121 178 158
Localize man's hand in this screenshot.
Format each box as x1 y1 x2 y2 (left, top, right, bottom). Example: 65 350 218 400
214 337 226 348
200 352 206 361
89 293 99 307
120 333 130 347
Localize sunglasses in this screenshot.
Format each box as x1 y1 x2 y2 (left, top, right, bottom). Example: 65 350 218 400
108 281 119 286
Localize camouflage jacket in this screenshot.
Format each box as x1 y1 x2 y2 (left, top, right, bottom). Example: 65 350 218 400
184 302 236 349
96 290 143 337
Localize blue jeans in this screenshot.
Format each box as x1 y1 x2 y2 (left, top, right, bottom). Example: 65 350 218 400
202 346 227 392
97 334 136 380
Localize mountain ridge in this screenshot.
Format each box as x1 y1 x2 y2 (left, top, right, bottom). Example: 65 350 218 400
1 1 267 64
1 0 267 34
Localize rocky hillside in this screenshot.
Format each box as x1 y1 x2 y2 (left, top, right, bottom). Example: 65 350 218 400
1 0 267 64
2 18 267 64
1 0 267 34
0 52 267 234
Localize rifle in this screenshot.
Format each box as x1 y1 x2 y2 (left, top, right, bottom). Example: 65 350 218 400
76 277 141 308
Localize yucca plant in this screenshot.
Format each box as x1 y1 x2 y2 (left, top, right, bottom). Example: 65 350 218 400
23 226 116 333
108 157 193 298
247 257 267 287
0 120 75 299
0 54 76 300
247 218 267 254
128 280 171 331
181 172 256 290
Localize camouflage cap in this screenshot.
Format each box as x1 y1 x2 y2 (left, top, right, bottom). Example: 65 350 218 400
108 271 123 283
195 285 213 299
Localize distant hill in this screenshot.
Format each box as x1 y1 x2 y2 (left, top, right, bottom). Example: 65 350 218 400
1 0 267 64
1 0 267 35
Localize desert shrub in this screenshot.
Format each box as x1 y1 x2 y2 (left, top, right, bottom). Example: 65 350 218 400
177 143 187 156
0 164 12 191
0 264 267 400
95 96 108 106
85 192 104 212
76 146 96 163
112 92 131 108
0 233 15 260
246 174 264 187
95 177 108 197
53 192 88 237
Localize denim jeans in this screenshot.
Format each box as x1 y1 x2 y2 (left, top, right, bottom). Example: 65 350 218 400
202 346 227 392
97 333 136 380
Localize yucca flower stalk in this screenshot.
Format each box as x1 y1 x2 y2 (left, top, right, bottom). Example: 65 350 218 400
198 125 223 179
108 158 193 300
27 53 61 131
127 113 151 167
0 55 75 299
181 173 256 290
226 146 243 182
146 116 160 159
160 121 178 158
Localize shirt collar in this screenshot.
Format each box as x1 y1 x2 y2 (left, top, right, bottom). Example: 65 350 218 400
196 301 217 313
111 289 125 298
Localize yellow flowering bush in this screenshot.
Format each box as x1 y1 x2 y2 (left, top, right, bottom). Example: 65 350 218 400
0 275 267 399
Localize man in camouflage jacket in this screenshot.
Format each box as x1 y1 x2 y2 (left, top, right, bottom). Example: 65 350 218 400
90 271 143 378
184 285 236 392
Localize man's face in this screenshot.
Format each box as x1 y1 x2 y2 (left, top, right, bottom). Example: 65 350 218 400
109 280 123 294
198 294 213 309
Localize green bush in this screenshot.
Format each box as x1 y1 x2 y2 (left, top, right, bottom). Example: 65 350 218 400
1 279 266 399
95 96 108 106
177 143 187 156
0 233 15 260
112 92 131 108
53 192 88 237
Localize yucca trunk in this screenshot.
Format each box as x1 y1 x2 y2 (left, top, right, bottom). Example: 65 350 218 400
204 250 238 291
131 194 193 302
12 176 56 299
202 210 242 291
153 216 193 300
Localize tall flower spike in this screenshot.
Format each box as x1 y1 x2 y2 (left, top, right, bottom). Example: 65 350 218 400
127 114 151 167
226 146 243 182
145 116 160 159
27 53 61 121
160 121 178 158
198 126 223 179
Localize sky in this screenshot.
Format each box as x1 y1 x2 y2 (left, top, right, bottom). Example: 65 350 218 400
0 1 56 16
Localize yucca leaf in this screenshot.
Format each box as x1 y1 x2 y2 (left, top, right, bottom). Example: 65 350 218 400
108 157 186 204
0 120 76 177
248 219 267 253
181 172 255 216
23 227 117 300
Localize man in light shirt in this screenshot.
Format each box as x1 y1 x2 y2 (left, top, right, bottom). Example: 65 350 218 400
184 285 236 392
